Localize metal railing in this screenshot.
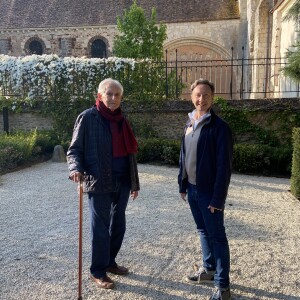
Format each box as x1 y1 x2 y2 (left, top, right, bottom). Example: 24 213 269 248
1 50 299 101
164 48 300 100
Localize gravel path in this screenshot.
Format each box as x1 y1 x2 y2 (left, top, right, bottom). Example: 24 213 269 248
0 161 299 300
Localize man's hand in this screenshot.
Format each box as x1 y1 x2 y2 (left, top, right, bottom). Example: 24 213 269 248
208 205 223 213
69 172 82 183
180 193 187 202
131 191 138 200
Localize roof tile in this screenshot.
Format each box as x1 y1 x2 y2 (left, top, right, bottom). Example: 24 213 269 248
0 0 240 29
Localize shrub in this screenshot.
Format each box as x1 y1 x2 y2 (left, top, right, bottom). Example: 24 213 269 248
233 144 266 173
137 138 180 165
233 144 292 176
0 146 25 170
137 138 163 163
0 131 293 177
291 128 300 198
0 129 61 174
267 146 292 175
0 130 37 172
137 139 292 175
34 129 66 153
0 55 183 139
127 115 158 139
161 140 181 165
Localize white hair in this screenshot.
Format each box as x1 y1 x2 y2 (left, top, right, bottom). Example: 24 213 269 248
97 78 124 95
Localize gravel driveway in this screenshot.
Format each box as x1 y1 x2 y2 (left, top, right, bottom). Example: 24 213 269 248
0 161 299 300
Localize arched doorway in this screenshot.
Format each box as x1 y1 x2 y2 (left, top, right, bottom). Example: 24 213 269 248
29 40 43 55
90 38 107 58
164 38 237 99
25 37 45 55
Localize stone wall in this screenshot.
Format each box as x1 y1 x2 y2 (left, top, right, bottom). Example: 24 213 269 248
0 17 245 58
0 111 53 132
0 101 193 139
165 19 245 59
1 99 300 142
0 26 118 57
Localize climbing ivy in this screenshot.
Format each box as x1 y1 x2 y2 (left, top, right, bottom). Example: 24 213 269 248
214 97 300 147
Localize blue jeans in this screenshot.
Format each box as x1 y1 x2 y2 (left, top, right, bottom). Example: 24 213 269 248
187 183 230 289
88 177 131 278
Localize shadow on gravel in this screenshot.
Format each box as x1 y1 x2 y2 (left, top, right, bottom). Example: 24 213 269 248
114 273 212 299
231 283 300 300
230 176 289 193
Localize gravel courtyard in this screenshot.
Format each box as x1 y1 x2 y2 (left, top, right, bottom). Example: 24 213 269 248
0 161 299 300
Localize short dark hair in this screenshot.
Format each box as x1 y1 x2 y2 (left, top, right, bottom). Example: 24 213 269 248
190 79 215 94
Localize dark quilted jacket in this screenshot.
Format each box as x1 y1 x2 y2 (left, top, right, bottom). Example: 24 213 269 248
67 106 140 193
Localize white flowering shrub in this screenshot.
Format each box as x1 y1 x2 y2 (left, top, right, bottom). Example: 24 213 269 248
0 54 140 104
0 54 181 138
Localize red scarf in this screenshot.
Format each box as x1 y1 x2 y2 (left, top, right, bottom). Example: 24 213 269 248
96 96 138 157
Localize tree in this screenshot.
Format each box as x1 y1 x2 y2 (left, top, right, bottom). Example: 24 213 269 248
113 0 167 60
282 0 300 81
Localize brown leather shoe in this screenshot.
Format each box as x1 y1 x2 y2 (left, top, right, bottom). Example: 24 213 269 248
106 264 129 275
90 274 115 289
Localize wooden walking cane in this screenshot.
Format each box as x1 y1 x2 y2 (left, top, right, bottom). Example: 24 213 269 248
78 178 83 300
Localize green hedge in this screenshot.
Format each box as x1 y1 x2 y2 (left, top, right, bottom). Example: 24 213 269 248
137 138 292 176
0 132 293 177
233 144 292 176
137 138 181 165
0 130 60 174
291 128 300 198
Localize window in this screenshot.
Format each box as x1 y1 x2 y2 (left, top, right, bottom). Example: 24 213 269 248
91 39 107 58
28 40 43 55
0 39 11 54
25 38 45 55
59 38 75 57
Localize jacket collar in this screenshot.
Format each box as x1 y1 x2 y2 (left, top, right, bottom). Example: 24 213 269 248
186 108 215 128
91 105 101 123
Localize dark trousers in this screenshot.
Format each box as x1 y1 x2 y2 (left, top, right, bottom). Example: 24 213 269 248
187 183 230 289
88 177 131 278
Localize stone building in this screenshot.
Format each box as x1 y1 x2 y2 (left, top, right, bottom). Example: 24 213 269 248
0 0 243 59
245 0 299 98
270 0 299 97
0 0 298 98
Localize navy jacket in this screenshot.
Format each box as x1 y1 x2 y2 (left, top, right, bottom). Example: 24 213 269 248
67 106 140 193
178 109 233 209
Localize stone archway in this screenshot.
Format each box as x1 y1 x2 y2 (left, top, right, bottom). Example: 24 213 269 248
164 37 231 61
164 38 235 99
24 37 46 55
87 36 109 58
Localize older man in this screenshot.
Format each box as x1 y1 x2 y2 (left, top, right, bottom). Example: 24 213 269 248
178 79 233 300
67 78 139 289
